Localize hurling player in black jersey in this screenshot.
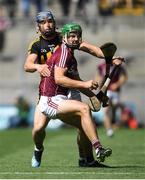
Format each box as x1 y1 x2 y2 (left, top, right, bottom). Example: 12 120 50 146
24 11 124 168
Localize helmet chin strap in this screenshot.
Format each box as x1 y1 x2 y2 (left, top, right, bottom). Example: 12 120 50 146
64 34 68 44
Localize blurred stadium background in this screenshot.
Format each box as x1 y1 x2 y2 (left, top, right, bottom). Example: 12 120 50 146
0 0 145 129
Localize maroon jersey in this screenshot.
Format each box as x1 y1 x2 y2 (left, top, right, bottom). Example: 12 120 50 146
98 63 127 91
39 43 79 97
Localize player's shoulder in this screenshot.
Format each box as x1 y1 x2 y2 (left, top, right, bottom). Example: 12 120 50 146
30 36 40 46
54 43 66 55
55 43 67 51
28 36 40 50
53 44 68 61
61 43 70 54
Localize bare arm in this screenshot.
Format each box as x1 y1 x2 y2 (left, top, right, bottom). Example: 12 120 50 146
54 67 98 90
24 53 50 77
74 75 98 97
24 54 38 72
79 41 124 65
79 41 104 58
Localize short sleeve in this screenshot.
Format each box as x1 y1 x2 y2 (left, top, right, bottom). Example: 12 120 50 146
28 41 39 55
55 44 69 68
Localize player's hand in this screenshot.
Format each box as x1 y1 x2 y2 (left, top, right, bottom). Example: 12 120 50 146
85 80 99 90
112 56 125 66
36 64 50 77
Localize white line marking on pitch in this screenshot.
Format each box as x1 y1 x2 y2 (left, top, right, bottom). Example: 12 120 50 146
0 172 145 175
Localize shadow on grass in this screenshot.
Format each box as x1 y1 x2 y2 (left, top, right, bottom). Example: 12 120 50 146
42 164 145 169
106 165 145 169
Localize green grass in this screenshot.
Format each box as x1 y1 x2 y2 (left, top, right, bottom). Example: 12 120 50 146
0 127 145 179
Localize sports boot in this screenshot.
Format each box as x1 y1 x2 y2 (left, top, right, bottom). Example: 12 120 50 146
31 147 44 168
96 147 112 163
79 158 110 168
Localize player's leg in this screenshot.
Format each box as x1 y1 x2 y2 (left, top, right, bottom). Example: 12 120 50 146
37 95 112 164
103 90 120 137
77 129 108 167
57 100 98 141
67 90 96 166
103 106 114 137
77 130 94 165
60 114 111 165
57 100 112 163
31 105 50 168
77 123 109 167
59 114 94 166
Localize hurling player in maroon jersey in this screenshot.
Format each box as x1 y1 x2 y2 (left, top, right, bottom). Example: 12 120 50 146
30 23 113 168
96 62 127 137
24 11 124 168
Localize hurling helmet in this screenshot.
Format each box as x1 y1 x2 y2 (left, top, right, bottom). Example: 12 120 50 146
36 11 55 23
61 23 82 48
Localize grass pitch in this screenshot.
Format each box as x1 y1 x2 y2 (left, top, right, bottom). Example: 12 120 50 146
0 127 145 179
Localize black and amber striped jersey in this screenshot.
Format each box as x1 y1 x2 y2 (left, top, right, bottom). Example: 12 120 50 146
28 32 62 64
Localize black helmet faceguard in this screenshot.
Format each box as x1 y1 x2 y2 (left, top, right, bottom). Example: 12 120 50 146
40 25 56 38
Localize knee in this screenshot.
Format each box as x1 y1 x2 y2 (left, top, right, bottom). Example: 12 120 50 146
80 103 90 115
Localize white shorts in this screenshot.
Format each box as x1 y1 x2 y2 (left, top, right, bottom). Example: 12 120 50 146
67 89 82 101
38 95 67 119
107 90 120 105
